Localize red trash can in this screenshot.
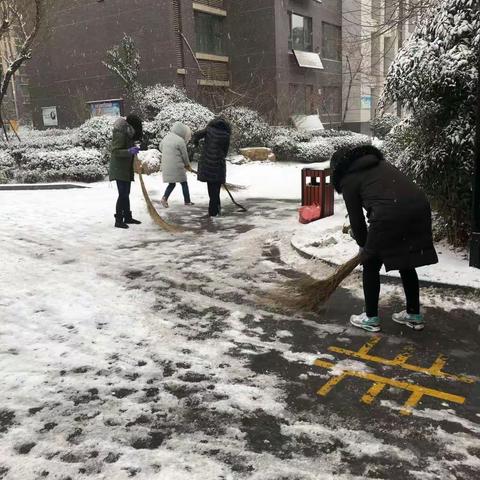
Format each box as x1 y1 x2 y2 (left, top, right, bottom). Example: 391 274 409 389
301 167 334 218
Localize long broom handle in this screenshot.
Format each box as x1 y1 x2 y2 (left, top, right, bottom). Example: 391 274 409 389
223 183 247 212
137 168 183 233
189 168 247 212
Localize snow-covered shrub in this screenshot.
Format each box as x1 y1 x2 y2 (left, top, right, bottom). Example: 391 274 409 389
139 85 189 120
14 148 106 183
148 102 214 148
268 131 298 162
0 150 15 183
295 139 334 164
19 126 76 138
310 130 351 139
370 114 400 139
327 132 370 151
269 128 369 163
142 120 157 149
16 128 78 150
220 107 273 151
137 149 161 174
382 121 409 168
381 0 479 245
77 116 118 150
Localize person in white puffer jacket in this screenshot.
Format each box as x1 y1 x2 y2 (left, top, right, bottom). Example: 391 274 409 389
160 122 194 207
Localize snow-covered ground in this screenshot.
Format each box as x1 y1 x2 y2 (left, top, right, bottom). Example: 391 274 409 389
291 198 480 290
0 162 479 479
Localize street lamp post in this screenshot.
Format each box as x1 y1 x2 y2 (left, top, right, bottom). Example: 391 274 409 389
470 51 480 268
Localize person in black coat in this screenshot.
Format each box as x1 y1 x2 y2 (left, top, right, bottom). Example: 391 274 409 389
192 118 231 217
331 145 438 332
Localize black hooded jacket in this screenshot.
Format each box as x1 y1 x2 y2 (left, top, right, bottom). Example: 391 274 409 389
193 118 231 184
331 145 438 271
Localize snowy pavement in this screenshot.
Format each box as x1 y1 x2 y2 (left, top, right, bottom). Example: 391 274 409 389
1 170 479 479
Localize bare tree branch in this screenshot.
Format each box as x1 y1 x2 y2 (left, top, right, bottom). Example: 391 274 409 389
0 0 45 140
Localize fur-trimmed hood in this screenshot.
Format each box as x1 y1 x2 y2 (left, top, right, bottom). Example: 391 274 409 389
331 144 385 193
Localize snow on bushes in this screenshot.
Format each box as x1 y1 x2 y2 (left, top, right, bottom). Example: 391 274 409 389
0 150 15 183
382 0 479 245
148 102 214 148
268 128 370 163
370 114 400 139
139 85 189 120
2 81 372 182
77 115 117 149
137 149 162 174
13 148 105 183
221 107 273 151
17 128 77 150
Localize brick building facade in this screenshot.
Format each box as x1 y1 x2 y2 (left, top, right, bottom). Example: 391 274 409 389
27 0 343 128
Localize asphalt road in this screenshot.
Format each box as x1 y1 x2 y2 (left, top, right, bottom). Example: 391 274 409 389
1 197 479 479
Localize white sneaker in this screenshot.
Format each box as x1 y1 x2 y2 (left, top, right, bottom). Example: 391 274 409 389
350 313 381 332
392 311 425 330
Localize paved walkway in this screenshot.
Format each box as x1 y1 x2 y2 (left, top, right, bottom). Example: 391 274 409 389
1 193 479 479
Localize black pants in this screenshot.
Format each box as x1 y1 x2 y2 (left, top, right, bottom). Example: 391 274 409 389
207 182 222 217
363 257 420 317
116 180 131 217
164 182 191 203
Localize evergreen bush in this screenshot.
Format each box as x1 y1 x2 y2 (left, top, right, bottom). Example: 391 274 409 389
382 0 479 245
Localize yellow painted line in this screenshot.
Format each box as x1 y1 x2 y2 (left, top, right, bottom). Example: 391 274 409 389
328 337 477 384
361 382 385 405
314 359 466 415
317 372 347 397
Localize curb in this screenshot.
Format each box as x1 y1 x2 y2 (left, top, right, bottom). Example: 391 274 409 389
0 183 90 191
290 239 480 296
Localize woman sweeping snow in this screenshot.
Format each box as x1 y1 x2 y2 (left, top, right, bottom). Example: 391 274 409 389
160 122 194 208
331 145 438 332
192 118 231 217
109 114 143 229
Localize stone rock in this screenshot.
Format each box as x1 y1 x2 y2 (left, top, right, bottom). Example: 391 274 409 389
239 147 275 162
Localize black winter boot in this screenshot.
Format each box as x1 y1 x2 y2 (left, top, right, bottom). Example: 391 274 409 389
114 214 129 229
124 211 141 224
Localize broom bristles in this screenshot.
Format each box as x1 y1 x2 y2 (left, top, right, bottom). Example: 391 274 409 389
138 171 184 233
269 254 361 312
223 182 245 192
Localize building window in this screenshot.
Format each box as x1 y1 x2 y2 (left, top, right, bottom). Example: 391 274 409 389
289 84 316 115
288 13 313 52
320 86 342 119
322 23 342 61
195 11 225 55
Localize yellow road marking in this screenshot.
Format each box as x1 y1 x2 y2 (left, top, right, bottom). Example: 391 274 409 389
328 337 477 384
314 359 466 415
361 382 386 405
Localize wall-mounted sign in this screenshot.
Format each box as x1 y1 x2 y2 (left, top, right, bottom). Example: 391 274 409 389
42 106 58 127
361 95 372 109
87 99 123 118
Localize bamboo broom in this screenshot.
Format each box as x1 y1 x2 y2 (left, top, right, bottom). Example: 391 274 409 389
137 169 184 233
269 254 361 312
